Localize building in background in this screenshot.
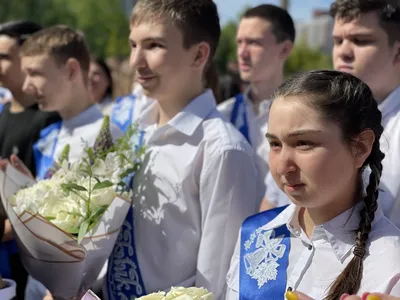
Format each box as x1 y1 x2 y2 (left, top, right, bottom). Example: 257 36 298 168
295 10 333 55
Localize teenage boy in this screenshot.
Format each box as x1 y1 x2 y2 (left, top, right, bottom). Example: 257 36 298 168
262 0 400 228
106 1 262 299
218 4 295 195
0 20 60 300
20 25 121 179
17 25 121 299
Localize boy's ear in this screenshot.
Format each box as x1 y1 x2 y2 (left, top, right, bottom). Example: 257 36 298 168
65 58 82 81
192 42 210 69
393 40 400 66
279 40 293 60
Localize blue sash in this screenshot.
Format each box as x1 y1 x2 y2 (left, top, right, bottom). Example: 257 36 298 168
107 131 146 299
0 103 4 114
111 95 136 133
240 205 290 300
231 94 250 144
33 121 62 180
0 240 18 279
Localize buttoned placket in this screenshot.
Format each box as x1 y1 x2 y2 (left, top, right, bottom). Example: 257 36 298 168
286 224 316 292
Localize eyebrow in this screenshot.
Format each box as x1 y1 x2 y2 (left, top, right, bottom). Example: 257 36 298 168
0 53 10 59
333 32 375 39
129 37 168 44
266 129 323 139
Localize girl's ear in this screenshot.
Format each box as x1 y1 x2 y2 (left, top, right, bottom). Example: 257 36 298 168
352 129 375 168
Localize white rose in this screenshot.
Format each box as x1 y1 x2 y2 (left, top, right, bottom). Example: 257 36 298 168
137 292 165 300
137 288 213 300
91 185 117 207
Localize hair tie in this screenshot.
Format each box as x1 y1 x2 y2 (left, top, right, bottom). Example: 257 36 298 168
353 246 366 259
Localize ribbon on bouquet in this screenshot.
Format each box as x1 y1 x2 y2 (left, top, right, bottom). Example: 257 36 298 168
33 121 63 180
231 94 251 144
239 205 290 300
111 95 136 133
107 130 146 299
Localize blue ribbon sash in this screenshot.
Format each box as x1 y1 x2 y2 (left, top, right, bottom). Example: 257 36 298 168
32 121 62 180
240 205 290 300
107 131 146 299
111 95 136 133
231 94 250 144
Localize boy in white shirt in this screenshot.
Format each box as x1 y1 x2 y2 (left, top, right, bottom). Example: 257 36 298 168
262 0 400 228
105 1 262 299
218 5 295 197
20 25 121 180
17 25 121 299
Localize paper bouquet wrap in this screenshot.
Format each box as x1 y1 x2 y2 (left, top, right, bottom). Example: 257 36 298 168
0 117 143 299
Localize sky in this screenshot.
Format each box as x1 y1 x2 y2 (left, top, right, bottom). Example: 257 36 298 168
214 0 334 25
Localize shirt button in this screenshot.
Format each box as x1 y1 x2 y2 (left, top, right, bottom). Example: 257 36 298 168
308 245 313 250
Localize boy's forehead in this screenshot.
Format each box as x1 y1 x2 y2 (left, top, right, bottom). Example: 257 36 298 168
21 54 53 68
333 11 382 34
129 18 180 40
0 35 18 51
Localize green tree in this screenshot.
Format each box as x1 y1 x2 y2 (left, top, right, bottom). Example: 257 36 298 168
215 21 237 73
285 43 333 76
0 0 130 58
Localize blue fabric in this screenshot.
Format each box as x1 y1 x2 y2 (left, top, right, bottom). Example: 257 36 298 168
107 130 147 299
111 95 136 133
32 121 62 180
230 94 250 144
240 205 290 300
0 240 18 278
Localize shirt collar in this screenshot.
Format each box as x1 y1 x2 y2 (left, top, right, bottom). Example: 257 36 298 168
243 86 272 116
62 104 103 129
262 202 385 262
139 89 216 136
378 86 400 123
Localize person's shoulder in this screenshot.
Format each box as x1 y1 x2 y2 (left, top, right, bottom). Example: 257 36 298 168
201 109 253 153
217 96 237 118
369 216 400 256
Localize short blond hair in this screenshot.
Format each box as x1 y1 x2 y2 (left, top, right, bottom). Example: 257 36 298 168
20 25 90 77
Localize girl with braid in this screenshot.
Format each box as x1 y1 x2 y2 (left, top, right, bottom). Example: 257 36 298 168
225 70 400 300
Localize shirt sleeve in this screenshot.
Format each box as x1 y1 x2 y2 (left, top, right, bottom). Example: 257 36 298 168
196 147 261 299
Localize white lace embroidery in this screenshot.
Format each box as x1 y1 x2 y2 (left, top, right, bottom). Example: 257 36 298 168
36 127 60 157
108 219 144 300
243 228 286 288
113 97 134 125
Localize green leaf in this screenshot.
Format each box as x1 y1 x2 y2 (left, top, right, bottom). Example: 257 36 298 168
77 220 89 244
45 216 56 221
93 181 114 190
120 167 136 179
61 183 88 192
88 205 108 231
66 227 80 234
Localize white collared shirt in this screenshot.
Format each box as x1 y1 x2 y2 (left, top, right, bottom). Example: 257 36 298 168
226 204 400 300
217 88 271 193
131 89 263 299
54 104 122 163
265 86 400 228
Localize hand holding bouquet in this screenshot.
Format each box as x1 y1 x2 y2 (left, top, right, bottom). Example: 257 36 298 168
0 116 144 299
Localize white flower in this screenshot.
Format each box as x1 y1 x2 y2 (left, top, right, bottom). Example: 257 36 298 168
137 287 213 300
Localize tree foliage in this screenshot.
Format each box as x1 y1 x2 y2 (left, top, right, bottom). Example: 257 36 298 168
0 0 130 58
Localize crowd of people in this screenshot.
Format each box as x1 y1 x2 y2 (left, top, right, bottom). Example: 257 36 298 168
0 0 399 299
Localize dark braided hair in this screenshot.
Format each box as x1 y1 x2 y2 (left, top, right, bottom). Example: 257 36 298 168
273 70 385 299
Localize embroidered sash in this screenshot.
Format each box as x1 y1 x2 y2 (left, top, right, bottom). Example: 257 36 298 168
33 121 62 180
111 95 136 133
107 131 146 299
240 205 290 300
231 94 250 144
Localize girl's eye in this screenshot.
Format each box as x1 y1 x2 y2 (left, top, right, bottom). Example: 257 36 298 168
296 140 315 150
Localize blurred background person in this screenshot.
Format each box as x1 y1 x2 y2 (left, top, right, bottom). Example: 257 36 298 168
88 56 114 115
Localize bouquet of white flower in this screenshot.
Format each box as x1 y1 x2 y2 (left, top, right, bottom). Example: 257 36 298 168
0 116 144 299
137 287 213 300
